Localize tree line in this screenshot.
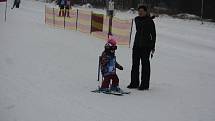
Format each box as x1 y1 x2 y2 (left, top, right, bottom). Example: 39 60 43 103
51 0 215 20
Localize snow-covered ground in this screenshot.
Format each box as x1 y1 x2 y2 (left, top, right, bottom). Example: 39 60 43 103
1 0 215 121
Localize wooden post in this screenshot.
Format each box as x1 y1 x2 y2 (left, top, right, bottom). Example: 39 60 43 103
108 15 113 36
76 9 79 31
201 0 204 24
90 11 93 34
4 0 7 22
53 8 55 27
45 5 46 24
64 8 66 29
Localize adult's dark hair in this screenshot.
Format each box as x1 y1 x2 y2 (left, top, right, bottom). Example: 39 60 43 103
138 5 147 12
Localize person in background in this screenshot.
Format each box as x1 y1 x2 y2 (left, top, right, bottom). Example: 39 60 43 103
65 0 72 17
58 0 66 16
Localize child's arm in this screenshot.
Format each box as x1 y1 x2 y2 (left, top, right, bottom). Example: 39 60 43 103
100 52 108 67
116 62 123 70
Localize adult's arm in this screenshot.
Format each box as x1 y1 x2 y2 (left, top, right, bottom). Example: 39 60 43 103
150 20 156 49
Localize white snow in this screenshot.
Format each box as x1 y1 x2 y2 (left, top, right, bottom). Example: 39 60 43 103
81 3 93 8
1 0 215 121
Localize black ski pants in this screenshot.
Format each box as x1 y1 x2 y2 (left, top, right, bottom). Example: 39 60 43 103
131 47 151 88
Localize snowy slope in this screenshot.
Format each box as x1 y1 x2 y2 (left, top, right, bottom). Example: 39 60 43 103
1 1 215 121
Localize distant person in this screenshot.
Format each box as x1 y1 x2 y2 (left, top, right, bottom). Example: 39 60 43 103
82 0 87 5
65 0 72 17
11 0 20 9
127 5 156 90
57 0 66 16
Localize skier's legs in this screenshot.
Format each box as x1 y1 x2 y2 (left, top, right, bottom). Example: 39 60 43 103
140 48 151 89
12 1 16 9
65 7 70 17
16 2 20 8
130 48 141 87
111 74 119 87
101 76 111 89
62 9 65 16
59 9 61 16
59 6 64 16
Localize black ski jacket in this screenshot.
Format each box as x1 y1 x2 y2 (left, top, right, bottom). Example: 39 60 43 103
133 16 156 49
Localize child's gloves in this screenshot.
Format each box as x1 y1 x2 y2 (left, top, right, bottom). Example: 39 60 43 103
118 65 123 70
116 62 123 70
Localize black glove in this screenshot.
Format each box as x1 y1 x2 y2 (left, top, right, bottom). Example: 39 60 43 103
151 48 155 58
118 65 123 70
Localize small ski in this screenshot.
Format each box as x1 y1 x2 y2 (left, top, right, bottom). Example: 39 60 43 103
91 89 130 96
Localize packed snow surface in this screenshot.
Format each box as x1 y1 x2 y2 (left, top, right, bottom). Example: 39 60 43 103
0 0 215 121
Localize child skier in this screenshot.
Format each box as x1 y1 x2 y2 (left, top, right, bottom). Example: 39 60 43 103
100 37 123 92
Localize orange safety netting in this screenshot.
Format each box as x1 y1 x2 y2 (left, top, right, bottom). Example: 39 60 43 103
91 13 104 32
45 6 54 27
112 17 133 45
65 9 78 30
45 6 133 46
77 10 91 33
91 16 109 41
54 8 65 29
92 17 133 45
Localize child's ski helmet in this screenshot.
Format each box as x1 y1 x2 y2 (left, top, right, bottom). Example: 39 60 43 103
105 36 117 50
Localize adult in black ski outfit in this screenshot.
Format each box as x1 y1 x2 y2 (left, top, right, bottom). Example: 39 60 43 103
127 5 156 90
